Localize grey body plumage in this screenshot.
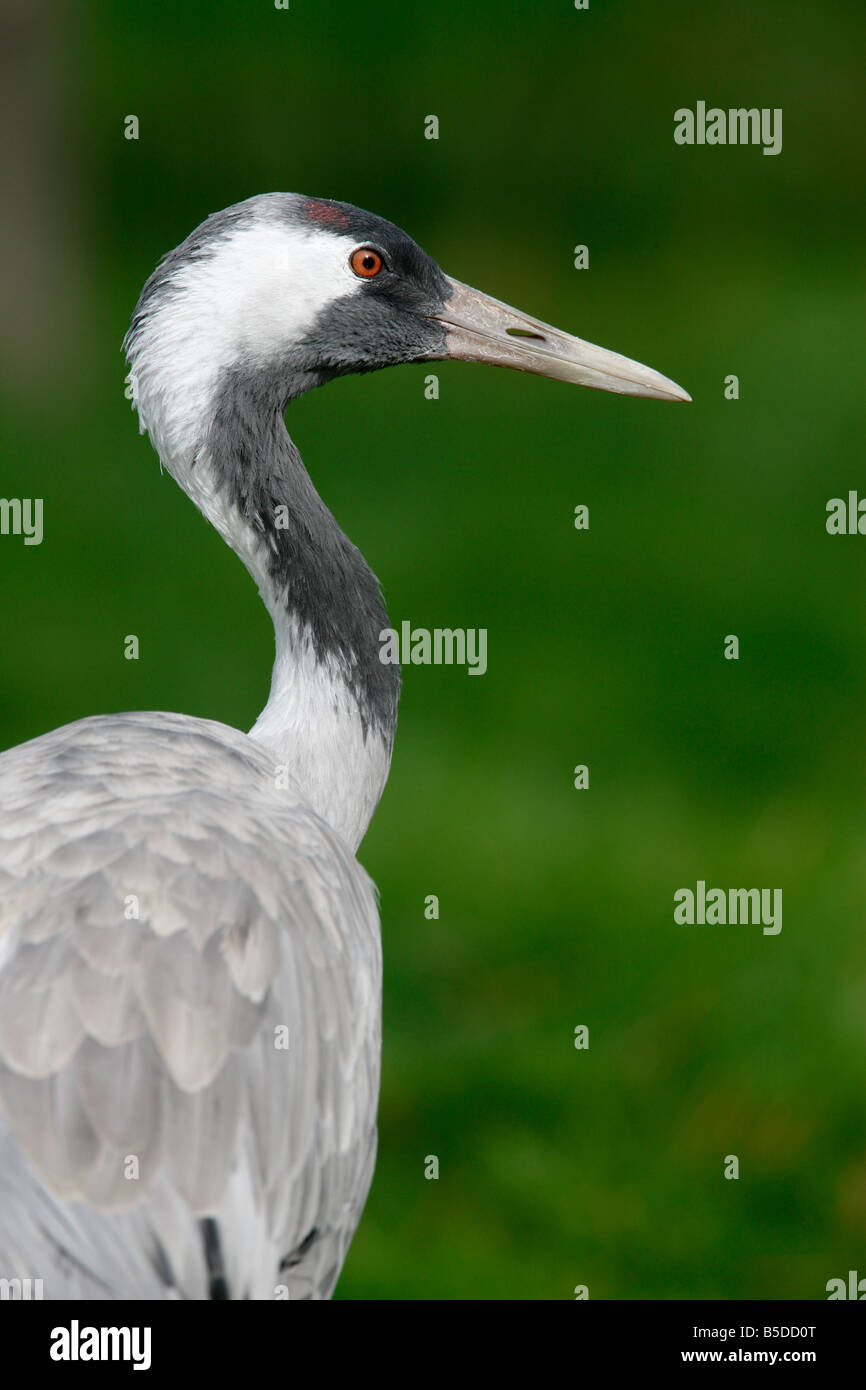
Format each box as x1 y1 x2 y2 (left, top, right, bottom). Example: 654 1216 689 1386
0 714 380 1298
0 194 688 1299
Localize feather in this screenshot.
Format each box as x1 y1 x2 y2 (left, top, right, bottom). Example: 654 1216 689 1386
0 711 381 1298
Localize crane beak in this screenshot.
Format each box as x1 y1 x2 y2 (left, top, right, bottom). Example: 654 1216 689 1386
432 276 691 403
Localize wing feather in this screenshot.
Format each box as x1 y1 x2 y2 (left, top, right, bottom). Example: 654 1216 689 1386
0 711 381 1298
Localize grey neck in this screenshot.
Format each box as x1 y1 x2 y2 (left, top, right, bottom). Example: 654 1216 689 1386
172 367 400 850
207 365 401 744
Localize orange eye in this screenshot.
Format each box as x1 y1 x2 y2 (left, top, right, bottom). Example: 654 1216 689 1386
350 247 384 278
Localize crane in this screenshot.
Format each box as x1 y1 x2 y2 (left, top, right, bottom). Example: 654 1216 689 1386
0 194 689 1299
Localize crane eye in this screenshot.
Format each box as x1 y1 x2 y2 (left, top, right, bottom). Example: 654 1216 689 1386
350 247 385 278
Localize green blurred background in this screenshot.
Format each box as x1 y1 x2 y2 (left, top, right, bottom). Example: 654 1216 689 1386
1 0 865 1299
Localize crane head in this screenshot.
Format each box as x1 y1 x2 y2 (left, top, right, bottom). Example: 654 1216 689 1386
125 193 690 439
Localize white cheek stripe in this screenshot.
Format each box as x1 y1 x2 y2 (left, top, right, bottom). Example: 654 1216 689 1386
127 220 362 464
191 221 363 361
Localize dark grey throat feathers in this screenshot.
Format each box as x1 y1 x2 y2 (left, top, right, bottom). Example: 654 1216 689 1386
207 364 401 742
